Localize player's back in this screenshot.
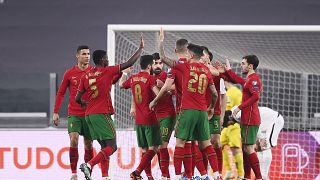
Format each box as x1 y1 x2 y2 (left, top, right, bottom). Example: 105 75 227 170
167 58 187 112
127 71 158 125
176 62 213 111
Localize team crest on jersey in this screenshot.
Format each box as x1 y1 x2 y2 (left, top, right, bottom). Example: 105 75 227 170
73 80 78 85
252 80 258 86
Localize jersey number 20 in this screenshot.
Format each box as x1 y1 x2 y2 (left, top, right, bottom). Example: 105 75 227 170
188 72 208 94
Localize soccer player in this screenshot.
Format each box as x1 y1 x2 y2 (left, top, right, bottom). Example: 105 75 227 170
52 45 93 180
76 35 144 180
255 107 284 180
149 38 198 179
222 56 263 180
220 81 244 180
158 28 221 180
202 46 226 175
151 53 176 179
119 55 161 180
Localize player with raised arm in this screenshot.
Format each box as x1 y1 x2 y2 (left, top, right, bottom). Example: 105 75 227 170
222 56 263 180
220 81 244 180
157 29 221 180
119 55 161 180
151 53 176 179
52 45 93 180
76 35 144 180
149 37 197 179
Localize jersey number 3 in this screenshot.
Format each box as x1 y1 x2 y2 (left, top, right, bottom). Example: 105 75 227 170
188 72 208 94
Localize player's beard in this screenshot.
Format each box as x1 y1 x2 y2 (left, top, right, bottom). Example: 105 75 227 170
152 68 162 75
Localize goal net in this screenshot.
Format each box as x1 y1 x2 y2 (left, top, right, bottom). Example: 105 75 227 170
107 25 320 180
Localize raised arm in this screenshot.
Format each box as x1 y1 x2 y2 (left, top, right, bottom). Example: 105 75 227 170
159 28 176 67
119 67 133 88
119 33 144 71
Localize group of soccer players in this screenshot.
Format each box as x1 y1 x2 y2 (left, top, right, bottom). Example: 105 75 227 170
53 29 284 180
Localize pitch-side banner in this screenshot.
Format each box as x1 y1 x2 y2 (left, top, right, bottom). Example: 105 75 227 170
0 130 319 180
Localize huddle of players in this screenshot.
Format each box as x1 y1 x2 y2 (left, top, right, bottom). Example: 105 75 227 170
53 30 264 180
121 28 261 180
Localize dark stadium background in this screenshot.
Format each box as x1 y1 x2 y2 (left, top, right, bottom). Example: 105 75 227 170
0 0 319 125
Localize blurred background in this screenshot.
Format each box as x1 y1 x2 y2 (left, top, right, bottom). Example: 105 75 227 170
1 0 320 127
0 1 320 179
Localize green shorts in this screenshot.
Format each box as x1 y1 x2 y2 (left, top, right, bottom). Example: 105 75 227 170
135 124 162 149
240 124 259 145
68 116 91 139
209 115 221 134
85 114 116 141
175 109 210 141
159 116 176 142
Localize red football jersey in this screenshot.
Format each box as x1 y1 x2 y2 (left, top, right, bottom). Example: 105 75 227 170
167 58 187 113
122 71 158 125
226 69 262 125
78 65 121 115
173 62 214 111
54 65 93 116
154 71 175 119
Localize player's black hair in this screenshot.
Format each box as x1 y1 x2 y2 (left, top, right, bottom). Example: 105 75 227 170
76 45 89 53
175 39 189 53
187 43 204 59
140 55 154 69
243 55 259 70
222 110 235 127
201 46 213 62
152 52 160 60
92 50 106 65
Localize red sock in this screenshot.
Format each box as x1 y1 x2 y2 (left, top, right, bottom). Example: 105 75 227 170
69 147 79 173
243 151 251 179
159 148 170 178
173 147 184 175
84 148 94 163
142 152 152 177
201 148 208 171
203 146 219 173
183 143 193 178
191 143 197 176
101 156 110 177
136 150 156 175
214 147 223 174
88 146 114 168
194 145 207 176
249 153 262 179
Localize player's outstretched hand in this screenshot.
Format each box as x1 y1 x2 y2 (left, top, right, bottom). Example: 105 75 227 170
52 113 59 126
140 33 144 48
149 100 157 111
214 61 226 73
159 28 164 42
232 107 240 120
